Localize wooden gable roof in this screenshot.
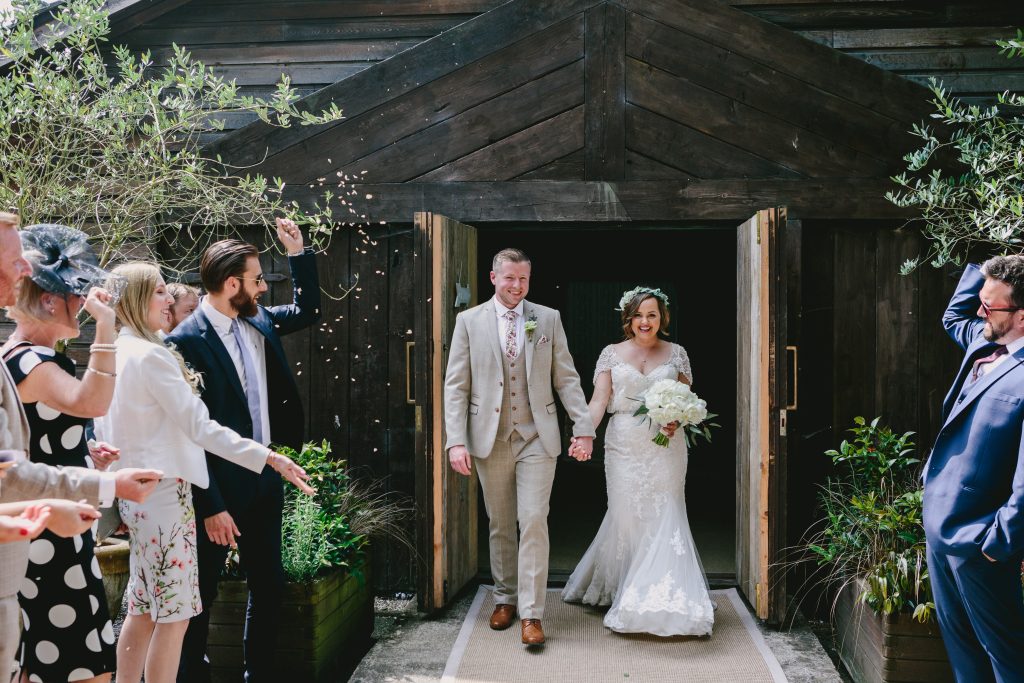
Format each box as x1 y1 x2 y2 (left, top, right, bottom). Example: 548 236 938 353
207 0 937 221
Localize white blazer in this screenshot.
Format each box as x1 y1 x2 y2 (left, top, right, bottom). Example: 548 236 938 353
94 329 268 488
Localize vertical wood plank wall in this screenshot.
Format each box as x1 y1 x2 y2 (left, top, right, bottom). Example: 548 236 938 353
789 222 963 608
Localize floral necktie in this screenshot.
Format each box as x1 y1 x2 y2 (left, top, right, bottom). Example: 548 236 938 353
504 310 518 360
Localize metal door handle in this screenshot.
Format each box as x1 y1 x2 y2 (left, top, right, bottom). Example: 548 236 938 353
406 341 416 405
786 345 798 410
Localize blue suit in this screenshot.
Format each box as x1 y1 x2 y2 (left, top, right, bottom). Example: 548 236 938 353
170 250 320 683
924 264 1024 683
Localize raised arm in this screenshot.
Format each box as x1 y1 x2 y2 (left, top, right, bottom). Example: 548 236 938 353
267 218 321 336
943 264 987 351
9 288 119 418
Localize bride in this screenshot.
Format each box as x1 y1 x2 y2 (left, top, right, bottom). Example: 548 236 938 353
562 286 714 637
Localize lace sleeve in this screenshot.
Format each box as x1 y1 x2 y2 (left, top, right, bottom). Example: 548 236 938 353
593 345 618 384
673 344 693 384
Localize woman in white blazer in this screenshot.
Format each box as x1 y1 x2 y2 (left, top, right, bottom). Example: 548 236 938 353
94 262 313 683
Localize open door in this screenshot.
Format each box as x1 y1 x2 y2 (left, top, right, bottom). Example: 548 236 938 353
413 212 479 611
736 207 789 625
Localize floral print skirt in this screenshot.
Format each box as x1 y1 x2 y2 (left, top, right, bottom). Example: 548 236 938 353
120 478 201 623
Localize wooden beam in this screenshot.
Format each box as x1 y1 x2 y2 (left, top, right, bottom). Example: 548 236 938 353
286 179 910 222
254 15 584 183
617 0 933 124
584 3 626 180
107 0 194 36
208 0 602 168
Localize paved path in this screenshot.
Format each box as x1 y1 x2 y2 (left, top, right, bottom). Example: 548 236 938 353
349 587 846 683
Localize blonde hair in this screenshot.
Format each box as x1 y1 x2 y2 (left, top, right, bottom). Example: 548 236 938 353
0 212 19 228
167 282 199 301
6 274 49 323
111 262 203 392
6 248 61 323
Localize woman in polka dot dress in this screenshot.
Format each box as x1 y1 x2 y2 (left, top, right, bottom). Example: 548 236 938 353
1 225 120 683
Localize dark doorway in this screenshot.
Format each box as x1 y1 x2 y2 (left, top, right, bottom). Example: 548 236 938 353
475 227 737 585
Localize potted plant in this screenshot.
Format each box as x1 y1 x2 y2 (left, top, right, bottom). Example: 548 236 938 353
208 440 411 683
801 417 953 683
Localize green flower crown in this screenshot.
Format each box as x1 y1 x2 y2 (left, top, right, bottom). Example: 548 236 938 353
616 286 669 311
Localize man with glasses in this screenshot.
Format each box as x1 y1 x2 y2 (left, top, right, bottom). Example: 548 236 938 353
169 218 321 683
925 255 1024 683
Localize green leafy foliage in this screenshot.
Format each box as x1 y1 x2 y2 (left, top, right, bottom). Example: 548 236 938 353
887 34 1024 274
0 0 348 272
806 417 935 623
275 441 412 583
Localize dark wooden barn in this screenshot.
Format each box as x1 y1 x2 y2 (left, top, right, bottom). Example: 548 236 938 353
34 0 1024 623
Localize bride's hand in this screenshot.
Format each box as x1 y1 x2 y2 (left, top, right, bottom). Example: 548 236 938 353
661 421 681 439
268 453 316 496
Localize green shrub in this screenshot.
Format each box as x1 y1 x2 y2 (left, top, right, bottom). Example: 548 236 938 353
805 417 935 623
278 440 411 583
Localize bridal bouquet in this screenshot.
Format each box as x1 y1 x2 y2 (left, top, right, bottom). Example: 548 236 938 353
633 379 718 447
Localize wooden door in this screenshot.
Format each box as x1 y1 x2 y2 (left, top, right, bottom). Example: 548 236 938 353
736 208 789 625
413 212 479 611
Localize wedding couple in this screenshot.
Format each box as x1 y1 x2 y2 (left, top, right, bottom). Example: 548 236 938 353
444 248 714 645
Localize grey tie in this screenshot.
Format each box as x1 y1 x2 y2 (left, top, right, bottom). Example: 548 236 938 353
230 318 263 444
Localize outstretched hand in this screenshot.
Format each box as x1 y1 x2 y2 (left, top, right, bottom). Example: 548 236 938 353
268 453 316 496
0 504 51 543
114 468 164 503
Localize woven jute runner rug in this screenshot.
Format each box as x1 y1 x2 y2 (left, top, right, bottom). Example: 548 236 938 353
442 587 787 683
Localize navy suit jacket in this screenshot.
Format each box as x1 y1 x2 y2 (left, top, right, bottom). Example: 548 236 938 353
167 250 321 520
923 264 1024 561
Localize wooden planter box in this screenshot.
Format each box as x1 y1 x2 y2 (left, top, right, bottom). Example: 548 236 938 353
835 581 953 683
94 538 130 621
208 567 374 683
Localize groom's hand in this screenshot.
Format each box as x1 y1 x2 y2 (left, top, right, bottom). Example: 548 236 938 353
569 436 593 461
449 446 472 476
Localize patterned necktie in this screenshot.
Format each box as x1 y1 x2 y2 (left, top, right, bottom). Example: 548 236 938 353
230 318 264 443
504 310 518 360
971 345 1008 382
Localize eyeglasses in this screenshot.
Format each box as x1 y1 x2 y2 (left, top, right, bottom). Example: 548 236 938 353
980 300 1021 316
234 273 265 286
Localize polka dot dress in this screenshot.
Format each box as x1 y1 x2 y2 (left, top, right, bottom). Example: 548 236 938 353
5 344 116 681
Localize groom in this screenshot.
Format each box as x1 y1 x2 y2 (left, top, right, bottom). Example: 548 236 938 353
444 248 594 646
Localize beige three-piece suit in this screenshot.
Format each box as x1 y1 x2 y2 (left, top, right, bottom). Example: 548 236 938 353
444 298 595 619
0 358 104 675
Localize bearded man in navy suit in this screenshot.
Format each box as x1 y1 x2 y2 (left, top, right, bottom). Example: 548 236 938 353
926 255 1024 683
170 218 320 682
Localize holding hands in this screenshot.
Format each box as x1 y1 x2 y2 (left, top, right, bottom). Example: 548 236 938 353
569 436 594 462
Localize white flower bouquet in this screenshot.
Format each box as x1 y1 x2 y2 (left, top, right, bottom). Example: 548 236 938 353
633 379 719 447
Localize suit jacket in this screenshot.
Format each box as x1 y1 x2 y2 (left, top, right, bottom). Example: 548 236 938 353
166 250 320 519
443 299 595 458
94 330 268 487
0 358 102 598
924 264 1024 561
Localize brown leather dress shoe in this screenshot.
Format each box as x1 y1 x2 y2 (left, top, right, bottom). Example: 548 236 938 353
521 618 545 645
489 604 517 630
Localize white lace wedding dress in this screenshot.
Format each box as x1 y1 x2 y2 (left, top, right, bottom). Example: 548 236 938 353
562 343 715 636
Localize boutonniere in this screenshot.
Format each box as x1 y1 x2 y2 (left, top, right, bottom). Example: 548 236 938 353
524 315 538 341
